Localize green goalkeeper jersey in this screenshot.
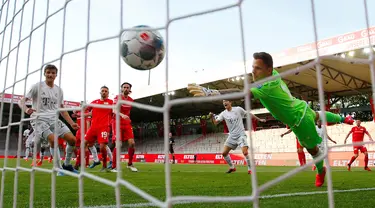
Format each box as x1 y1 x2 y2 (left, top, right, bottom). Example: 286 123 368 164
250 69 308 127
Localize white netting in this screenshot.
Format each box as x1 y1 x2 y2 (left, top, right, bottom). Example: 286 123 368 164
0 0 374 208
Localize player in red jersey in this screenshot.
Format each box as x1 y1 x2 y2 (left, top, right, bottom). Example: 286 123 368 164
281 125 306 166
72 102 92 170
110 82 137 172
344 119 373 171
84 86 114 172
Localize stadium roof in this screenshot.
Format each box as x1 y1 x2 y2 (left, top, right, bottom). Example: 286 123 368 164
131 26 375 122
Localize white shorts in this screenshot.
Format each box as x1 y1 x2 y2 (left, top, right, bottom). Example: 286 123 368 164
224 134 249 150
30 118 71 142
41 139 50 149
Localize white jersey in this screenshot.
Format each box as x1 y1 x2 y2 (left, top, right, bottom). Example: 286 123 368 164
25 81 64 120
316 125 330 147
217 106 246 138
316 126 324 139
23 129 30 137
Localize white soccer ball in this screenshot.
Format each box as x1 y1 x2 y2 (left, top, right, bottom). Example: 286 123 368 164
120 25 165 71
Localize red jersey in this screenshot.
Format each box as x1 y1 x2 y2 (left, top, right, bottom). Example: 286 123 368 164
76 110 91 128
350 126 367 142
88 98 113 128
113 95 133 126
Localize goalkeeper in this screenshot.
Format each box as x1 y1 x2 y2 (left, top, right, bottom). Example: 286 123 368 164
187 52 354 187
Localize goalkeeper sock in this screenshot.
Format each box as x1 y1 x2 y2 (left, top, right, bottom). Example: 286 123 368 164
311 148 324 174
224 155 234 168
89 146 99 162
64 144 74 166
106 145 113 162
319 111 343 123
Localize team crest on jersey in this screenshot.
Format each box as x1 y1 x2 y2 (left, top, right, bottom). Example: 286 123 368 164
256 84 263 89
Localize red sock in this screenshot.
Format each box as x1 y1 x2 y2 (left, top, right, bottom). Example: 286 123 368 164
302 153 306 165
128 147 135 166
348 156 356 165
63 145 66 156
75 149 81 167
85 150 90 166
74 148 78 158
301 152 306 165
297 152 305 166
112 147 117 169
36 152 40 159
101 147 107 168
365 155 369 167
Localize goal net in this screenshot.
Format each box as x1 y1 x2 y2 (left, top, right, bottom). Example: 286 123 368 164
0 0 375 207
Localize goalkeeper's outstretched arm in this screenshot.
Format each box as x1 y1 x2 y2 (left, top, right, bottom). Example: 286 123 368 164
187 84 253 98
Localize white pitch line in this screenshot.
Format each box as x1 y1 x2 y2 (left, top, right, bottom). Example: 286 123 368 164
82 187 375 208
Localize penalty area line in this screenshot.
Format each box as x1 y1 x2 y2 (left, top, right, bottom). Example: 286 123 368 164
82 187 375 208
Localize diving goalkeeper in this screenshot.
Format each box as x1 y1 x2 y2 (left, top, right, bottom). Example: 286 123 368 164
187 52 354 187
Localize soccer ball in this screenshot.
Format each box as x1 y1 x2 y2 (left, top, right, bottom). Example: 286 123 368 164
120 25 165 71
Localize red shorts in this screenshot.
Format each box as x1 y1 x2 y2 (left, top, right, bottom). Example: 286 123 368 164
85 126 110 144
353 146 367 154
112 123 134 142
296 138 303 149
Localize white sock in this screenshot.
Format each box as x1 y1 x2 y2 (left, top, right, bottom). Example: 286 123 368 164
89 146 99 162
25 147 30 159
64 144 74 166
244 154 251 170
41 150 45 161
106 145 113 162
224 155 234 168
50 147 62 169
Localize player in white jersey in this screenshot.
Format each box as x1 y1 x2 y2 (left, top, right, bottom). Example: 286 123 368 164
316 120 336 145
24 130 35 160
210 99 266 174
30 134 51 166
311 120 336 170
18 64 79 176
23 128 30 139
23 127 31 160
